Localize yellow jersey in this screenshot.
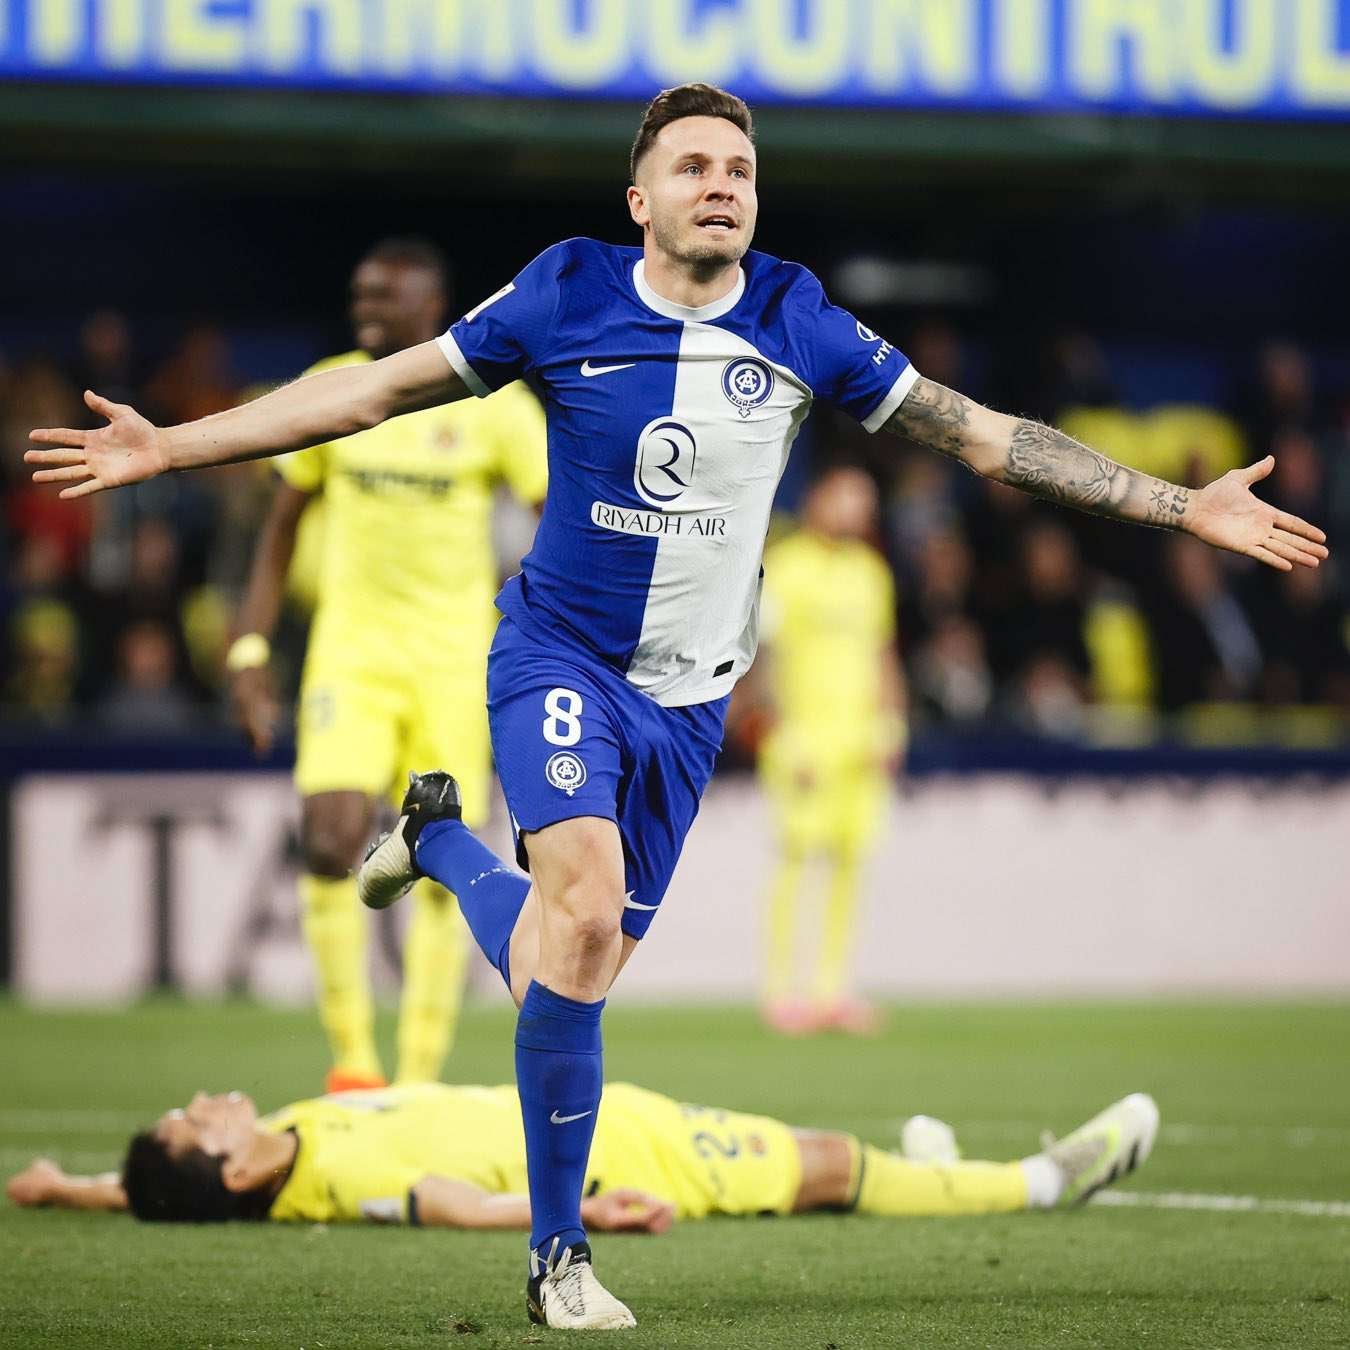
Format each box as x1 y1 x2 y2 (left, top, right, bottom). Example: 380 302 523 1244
262 1082 799 1225
760 531 896 764
275 352 547 668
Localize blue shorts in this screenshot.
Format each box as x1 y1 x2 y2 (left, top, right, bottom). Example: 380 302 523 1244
487 616 728 939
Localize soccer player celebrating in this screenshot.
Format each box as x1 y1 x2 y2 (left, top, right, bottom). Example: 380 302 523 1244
750 465 905 1035
227 239 548 1092
28 84 1326 1330
8 1082 1159 1234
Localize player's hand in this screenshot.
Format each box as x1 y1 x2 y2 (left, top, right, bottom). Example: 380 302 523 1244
6 1157 64 1207
26 390 170 499
1186 456 1328 571
581 1188 675 1235
229 666 279 756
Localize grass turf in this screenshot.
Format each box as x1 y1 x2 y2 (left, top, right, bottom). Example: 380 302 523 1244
2 1000 1348 1348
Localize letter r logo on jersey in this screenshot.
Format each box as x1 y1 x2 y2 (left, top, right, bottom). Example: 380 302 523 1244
634 417 697 507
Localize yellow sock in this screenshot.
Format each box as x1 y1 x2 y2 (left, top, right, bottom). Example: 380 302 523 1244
854 1143 1029 1216
814 849 863 1004
764 846 806 1002
299 873 381 1078
395 879 469 1083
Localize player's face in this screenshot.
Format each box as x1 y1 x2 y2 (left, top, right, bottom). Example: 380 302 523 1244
631 116 757 271
349 260 444 360
155 1091 258 1160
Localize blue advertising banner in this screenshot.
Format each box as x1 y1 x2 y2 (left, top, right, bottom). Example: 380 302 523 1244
2 1 1350 120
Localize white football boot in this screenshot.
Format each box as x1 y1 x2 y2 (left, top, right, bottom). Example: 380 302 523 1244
527 1240 636 1331
1042 1092 1160 1206
900 1114 961 1164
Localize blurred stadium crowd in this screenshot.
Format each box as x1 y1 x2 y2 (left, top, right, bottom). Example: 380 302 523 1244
4 311 1348 741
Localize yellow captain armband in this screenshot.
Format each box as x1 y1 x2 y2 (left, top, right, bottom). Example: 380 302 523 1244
225 633 271 673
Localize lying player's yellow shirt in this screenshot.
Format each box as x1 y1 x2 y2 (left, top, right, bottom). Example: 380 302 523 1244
276 351 547 671
263 1083 799 1225
760 531 896 770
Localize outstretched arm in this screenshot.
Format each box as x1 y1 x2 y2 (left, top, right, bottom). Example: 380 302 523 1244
885 378 1328 572
411 1176 673 1234
7 1158 128 1213
27 341 467 499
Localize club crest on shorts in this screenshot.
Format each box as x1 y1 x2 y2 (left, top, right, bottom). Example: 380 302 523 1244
545 751 587 796
721 358 774 417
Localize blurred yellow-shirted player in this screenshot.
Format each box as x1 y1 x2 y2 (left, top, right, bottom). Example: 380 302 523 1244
228 239 547 1090
753 466 906 1035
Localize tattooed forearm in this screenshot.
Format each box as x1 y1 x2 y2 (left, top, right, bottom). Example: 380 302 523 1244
1003 418 1192 528
1145 482 1191 528
886 376 971 458
882 378 1192 530
1005 420 1126 510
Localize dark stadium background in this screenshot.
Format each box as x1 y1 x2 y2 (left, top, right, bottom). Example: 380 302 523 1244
6 116 1349 736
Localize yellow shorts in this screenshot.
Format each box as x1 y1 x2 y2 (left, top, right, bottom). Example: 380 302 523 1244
760 755 887 855
587 1084 801 1220
295 645 490 826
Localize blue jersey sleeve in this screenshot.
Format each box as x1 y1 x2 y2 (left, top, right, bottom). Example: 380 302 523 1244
437 242 570 397
790 271 918 432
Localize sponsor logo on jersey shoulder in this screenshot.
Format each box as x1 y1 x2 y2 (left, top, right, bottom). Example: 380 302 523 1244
634 417 697 506
721 357 774 417
856 320 894 366
545 751 587 796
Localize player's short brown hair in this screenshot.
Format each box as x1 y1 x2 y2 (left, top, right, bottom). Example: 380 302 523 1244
630 83 755 182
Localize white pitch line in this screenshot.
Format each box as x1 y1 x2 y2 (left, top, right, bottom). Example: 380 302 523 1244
0 1147 117 1171
1091 1190 1350 1218
1158 1123 1350 1148
0 1109 146 1134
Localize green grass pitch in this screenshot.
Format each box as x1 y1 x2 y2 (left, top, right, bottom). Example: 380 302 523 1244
2 999 1348 1348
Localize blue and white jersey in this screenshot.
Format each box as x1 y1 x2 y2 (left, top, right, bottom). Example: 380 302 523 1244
437 238 916 708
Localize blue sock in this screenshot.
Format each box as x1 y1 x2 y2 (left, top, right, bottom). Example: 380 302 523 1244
515 981 604 1255
415 818 528 989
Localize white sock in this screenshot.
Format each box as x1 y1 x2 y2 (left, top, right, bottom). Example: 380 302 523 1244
1020 1154 1065 1208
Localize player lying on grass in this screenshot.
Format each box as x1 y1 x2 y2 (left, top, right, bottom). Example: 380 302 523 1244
8 1082 1157 1230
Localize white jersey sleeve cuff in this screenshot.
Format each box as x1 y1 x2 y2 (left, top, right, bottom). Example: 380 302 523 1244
435 332 490 399
861 363 920 434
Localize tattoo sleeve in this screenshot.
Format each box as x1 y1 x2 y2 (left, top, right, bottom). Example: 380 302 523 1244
885 377 1192 530
883 376 971 457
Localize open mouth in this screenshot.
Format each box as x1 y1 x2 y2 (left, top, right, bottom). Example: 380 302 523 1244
697 215 737 233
